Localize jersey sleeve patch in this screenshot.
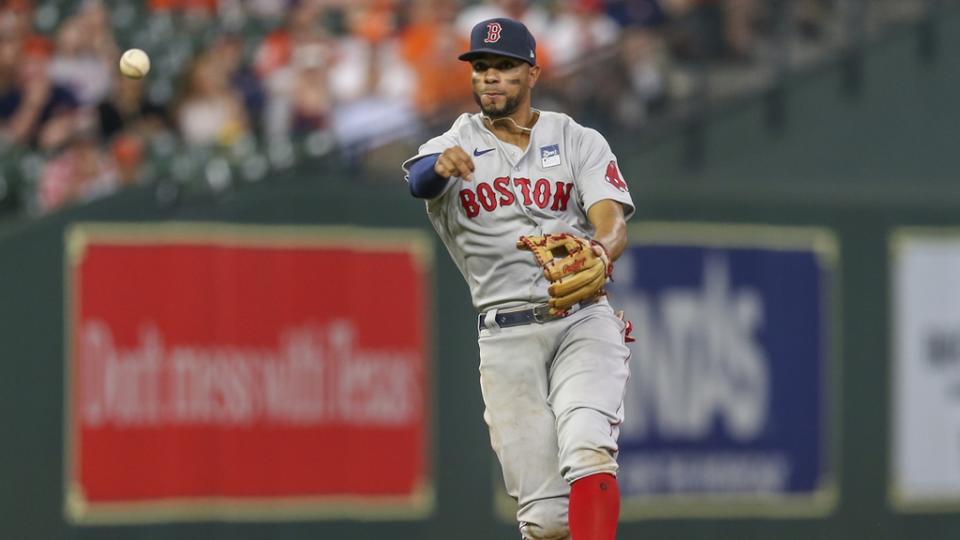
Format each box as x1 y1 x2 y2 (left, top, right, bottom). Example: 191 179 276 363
604 161 629 192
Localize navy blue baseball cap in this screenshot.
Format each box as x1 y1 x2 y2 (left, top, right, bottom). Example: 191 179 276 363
458 18 537 66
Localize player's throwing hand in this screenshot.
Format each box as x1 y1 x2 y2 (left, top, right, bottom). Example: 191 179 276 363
434 147 475 182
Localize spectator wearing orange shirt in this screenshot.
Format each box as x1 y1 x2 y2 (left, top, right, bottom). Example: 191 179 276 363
326 0 419 152
399 0 473 118
253 0 326 81
254 1 334 139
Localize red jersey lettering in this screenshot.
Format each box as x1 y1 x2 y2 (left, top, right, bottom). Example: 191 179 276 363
551 181 573 211
493 177 515 206
476 182 497 212
533 179 550 209
513 178 532 205
460 179 575 216
459 189 480 218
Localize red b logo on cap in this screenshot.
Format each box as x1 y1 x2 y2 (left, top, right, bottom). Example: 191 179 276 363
484 22 502 43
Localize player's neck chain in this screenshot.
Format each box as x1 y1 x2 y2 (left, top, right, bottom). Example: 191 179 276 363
482 109 540 135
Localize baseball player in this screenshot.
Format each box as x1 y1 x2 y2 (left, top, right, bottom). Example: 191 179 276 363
402 18 634 540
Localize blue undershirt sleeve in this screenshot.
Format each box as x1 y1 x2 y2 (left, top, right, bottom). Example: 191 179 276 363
407 154 448 199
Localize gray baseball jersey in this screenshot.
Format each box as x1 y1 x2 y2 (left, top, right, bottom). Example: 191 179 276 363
402 110 635 311
403 110 634 540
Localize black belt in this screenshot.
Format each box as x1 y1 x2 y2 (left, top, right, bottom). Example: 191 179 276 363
477 298 598 332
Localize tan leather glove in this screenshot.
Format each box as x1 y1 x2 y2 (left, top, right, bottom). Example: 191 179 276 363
517 233 612 316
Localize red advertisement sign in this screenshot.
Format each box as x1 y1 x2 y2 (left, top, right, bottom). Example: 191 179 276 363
64 224 433 524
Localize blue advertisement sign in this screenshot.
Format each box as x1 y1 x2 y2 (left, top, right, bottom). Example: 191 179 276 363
608 225 837 518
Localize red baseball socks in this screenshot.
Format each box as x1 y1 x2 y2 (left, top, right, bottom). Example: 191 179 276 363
569 473 620 540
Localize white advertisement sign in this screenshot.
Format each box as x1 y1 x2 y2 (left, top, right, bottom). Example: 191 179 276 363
892 233 960 509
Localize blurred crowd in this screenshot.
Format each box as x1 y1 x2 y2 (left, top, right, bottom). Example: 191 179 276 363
0 0 861 217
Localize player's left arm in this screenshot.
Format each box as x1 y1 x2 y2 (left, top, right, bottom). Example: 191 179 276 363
587 199 628 261
517 200 626 315
570 126 633 261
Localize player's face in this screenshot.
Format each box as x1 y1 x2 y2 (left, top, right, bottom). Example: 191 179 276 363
470 55 539 119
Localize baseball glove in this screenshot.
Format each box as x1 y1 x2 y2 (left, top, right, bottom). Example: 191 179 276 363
516 233 613 316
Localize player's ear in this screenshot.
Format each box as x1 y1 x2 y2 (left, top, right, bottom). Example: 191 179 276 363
528 64 541 88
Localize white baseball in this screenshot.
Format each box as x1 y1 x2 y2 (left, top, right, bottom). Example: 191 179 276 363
119 48 150 79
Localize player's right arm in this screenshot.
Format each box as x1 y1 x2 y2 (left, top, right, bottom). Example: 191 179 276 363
402 115 476 199
433 147 475 182
406 146 475 199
